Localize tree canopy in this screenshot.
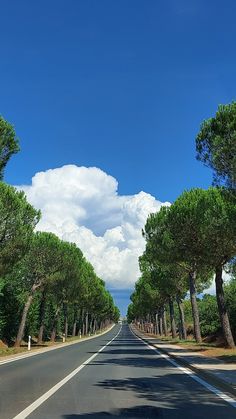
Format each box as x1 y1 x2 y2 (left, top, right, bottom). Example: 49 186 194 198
0 116 19 180
196 102 236 189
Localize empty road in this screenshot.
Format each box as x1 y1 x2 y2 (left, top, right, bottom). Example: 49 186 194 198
1 324 236 418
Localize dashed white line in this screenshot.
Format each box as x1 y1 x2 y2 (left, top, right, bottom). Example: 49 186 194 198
12 326 122 419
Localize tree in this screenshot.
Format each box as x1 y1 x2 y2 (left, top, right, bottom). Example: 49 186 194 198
225 276 236 340
140 251 189 340
0 182 40 276
14 232 67 346
199 295 220 336
151 188 236 348
0 116 20 180
143 195 212 343
196 188 236 348
196 102 236 189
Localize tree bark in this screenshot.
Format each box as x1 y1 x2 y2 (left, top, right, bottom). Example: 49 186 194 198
215 265 235 348
50 305 61 342
63 302 68 339
15 283 40 347
169 297 177 338
15 294 34 347
176 296 187 340
155 312 160 335
72 305 77 337
37 289 47 344
81 308 85 335
159 309 163 336
72 321 76 337
85 311 89 335
93 318 97 334
189 270 202 343
163 306 168 336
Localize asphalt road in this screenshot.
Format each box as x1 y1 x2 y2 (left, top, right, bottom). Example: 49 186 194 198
1 324 236 418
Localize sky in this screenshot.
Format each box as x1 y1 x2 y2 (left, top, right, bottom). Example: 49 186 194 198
1 0 236 314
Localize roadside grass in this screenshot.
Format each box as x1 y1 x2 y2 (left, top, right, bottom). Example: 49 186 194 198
136 329 236 363
158 337 236 362
0 347 27 357
0 329 109 358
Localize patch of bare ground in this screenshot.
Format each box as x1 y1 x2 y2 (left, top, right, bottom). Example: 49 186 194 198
138 329 236 363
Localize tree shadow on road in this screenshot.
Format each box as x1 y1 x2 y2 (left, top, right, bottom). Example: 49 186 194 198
62 405 162 418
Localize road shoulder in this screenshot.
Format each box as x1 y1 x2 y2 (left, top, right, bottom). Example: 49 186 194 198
131 324 236 398
0 324 115 366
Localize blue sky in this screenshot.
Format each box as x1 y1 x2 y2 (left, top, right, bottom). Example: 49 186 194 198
1 0 236 314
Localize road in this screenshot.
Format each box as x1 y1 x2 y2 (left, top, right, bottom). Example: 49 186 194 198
0 324 236 418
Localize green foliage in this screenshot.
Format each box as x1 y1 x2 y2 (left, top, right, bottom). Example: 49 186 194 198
0 116 19 180
225 279 236 339
0 182 40 276
0 118 119 346
196 102 236 188
199 295 221 336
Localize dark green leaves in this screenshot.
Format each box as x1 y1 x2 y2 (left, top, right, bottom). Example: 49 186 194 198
0 116 20 181
196 102 236 189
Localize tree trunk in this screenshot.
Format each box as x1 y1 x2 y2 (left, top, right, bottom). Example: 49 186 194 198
169 297 177 338
155 312 160 335
72 321 76 337
80 308 84 335
63 302 68 339
163 306 168 336
176 296 187 340
159 309 163 336
50 305 61 342
72 305 77 337
85 311 89 335
215 265 235 348
189 270 202 343
15 293 34 347
93 318 97 334
89 318 93 334
15 282 40 347
37 289 47 344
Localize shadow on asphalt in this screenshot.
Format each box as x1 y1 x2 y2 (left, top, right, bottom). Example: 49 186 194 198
89 354 164 369
62 405 162 418
61 326 235 419
94 375 234 418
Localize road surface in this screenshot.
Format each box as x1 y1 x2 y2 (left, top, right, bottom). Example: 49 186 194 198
0 324 236 418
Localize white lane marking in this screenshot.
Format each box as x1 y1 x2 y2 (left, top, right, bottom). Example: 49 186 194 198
12 326 122 419
0 325 115 367
130 327 236 409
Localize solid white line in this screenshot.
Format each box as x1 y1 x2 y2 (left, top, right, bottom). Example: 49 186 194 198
12 326 122 419
130 327 236 409
0 325 115 367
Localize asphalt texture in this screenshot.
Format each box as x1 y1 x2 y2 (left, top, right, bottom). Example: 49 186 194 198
1 324 236 418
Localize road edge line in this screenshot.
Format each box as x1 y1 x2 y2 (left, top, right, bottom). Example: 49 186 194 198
12 326 122 419
130 325 236 409
0 325 115 366
130 325 236 397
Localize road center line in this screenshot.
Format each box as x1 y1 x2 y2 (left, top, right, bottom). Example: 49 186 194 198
130 327 236 409
12 326 122 419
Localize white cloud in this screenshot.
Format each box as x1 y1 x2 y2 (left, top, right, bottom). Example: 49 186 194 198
203 271 232 295
17 165 170 289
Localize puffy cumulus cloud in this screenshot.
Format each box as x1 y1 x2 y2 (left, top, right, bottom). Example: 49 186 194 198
17 165 170 289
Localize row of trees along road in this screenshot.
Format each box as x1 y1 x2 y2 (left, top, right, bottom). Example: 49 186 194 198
0 116 120 347
128 102 236 349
